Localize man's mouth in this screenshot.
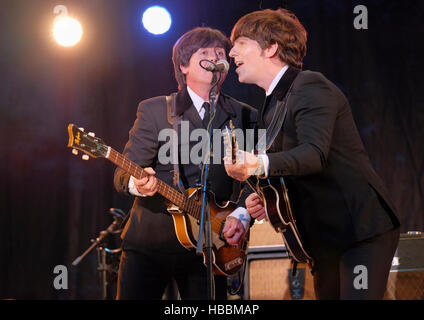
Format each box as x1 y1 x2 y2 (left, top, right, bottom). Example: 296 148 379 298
234 61 244 73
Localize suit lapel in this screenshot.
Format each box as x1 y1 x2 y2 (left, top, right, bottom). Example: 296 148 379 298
259 66 301 128
174 87 203 128
184 105 204 128
211 94 235 130
174 87 192 115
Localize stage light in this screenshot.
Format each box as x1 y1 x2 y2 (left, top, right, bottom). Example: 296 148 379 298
142 6 172 35
53 16 83 47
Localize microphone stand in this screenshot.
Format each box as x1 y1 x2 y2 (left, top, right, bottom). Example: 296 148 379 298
196 71 219 301
72 208 125 299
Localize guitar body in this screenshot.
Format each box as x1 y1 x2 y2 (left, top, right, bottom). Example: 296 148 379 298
168 188 249 276
250 176 313 265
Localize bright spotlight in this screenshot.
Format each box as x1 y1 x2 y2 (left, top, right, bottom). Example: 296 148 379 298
142 6 172 35
53 17 83 47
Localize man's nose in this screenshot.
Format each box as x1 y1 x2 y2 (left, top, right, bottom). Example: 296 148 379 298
229 47 236 58
209 52 219 62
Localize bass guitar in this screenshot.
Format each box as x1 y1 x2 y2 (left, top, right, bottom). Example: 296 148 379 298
67 124 248 276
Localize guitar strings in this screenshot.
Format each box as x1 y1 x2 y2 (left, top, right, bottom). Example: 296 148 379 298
105 146 223 231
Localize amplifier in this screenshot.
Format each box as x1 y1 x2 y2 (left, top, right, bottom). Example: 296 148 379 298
248 220 285 247
384 232 424 300
244 221 315 300
246 224 424 300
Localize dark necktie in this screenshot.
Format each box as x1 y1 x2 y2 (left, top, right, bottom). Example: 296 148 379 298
202 102 211 128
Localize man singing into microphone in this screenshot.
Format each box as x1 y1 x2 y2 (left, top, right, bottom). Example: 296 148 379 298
113 27 256 299
224 9 400 299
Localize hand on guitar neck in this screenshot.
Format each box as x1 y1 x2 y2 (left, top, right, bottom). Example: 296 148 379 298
133 167 158 196
222 119 262 182
223 150 259 182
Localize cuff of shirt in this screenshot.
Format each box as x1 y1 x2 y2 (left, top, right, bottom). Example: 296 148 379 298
128 175 147 197
257 154 269 179
229 207 251 231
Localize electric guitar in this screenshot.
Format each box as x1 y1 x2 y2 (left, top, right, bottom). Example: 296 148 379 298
67 124 248 276
223 121 313 265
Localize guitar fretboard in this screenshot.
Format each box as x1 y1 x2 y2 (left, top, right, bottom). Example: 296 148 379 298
107 148 202 219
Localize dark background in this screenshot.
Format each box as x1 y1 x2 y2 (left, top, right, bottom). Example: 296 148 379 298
0 0 423 299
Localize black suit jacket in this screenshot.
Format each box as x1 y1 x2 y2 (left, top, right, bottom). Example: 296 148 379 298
261 67 400 258
114 87 256 254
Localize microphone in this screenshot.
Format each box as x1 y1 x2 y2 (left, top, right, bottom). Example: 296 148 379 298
203 59 230 73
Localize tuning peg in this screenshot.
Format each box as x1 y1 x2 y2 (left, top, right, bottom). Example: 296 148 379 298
88 132 95 137
82 154 89 160
79 127 85 132
72 149 78 155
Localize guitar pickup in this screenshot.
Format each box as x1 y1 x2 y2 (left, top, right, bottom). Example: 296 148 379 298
224 257 243 271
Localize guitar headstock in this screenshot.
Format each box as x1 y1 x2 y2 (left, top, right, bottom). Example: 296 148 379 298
223 120 238 164
67 124 108 160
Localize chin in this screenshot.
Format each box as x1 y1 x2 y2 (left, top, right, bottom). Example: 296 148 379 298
237 73 247 84
238 74 254 85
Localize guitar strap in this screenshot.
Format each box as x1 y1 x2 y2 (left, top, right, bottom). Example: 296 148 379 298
166 94 188 196
248 72 300 200
260 71 300 152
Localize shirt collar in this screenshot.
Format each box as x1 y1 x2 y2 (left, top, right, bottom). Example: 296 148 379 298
186 86 204 113
266 65 289 96
187 86 219 112
187 86 219 118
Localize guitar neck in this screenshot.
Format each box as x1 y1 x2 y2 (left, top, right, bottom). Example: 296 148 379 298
106 147 200 218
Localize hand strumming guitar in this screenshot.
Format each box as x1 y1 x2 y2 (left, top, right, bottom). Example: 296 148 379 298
222 216 246 246
245 193 266 221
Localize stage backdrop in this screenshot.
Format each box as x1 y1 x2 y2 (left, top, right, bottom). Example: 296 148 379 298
0 0 423 299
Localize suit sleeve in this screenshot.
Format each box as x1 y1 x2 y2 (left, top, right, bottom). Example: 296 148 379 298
114 99 160 195
267 74 339 177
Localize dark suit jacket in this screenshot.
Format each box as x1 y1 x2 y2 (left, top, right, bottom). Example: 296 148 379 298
261 67 400 258
114 87 256 255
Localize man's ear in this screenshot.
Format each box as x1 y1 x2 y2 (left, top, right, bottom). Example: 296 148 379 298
180 64 188 75
263 42 278 58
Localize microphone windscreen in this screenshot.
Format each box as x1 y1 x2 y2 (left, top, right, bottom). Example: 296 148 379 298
217 59 230 72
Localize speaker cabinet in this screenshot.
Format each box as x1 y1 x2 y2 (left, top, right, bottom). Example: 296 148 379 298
248 219 285 247
384 233 424 300
384 270 424 300
244 221 315 300
246 223 424 300
244 250 316 300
